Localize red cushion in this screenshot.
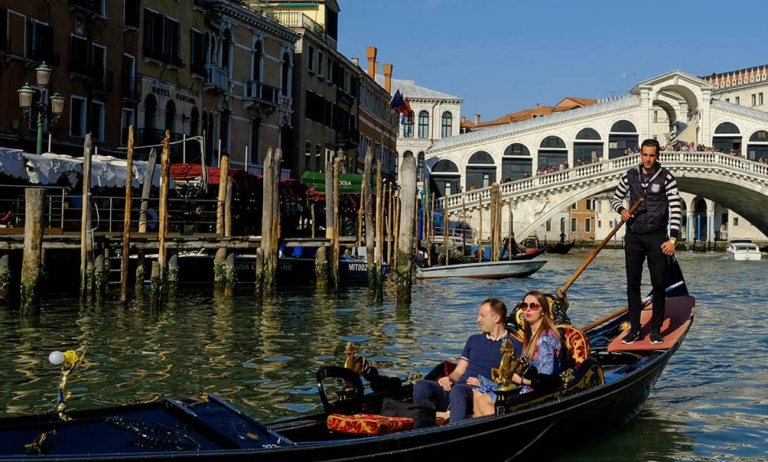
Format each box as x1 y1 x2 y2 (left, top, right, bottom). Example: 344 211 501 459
327 413 414 435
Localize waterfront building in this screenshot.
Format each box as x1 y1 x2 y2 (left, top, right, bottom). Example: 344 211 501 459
257 0 361 177
384 77 463 189
0 1 128 155
354 48 398 183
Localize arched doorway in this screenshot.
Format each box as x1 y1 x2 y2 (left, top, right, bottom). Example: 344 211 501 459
190 107 200 136
608 120 638 158
502 143 532 180
537 136 567 171
712 122 741 153
429 159 460 197
165 100 176 133
573 127 602 165
692 197 707 242
465 151 495 190
144 94 157 130
747 130 768 161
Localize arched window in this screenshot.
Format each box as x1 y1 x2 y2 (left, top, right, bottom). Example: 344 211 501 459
402 118 413 138
441 111 453 138
609 121 638 158
429 159 460 197
574 128 603 165
503 143 530 156
749 130 768 141
540 136 567 149
165 100 176 133
575 128 601 140
538 136 567 169
253 41 263 82
610 120 637 133
466 151 496 190
281 52 291 97
222 29 232 74
190 107 200 136
468 151 494 164
747 130 768 161
418 110 429 138
715 122 740 134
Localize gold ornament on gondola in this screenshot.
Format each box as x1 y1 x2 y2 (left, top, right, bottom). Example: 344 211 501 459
491 338 530 392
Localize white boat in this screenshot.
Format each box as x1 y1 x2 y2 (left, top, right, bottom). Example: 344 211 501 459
727 239 762 261
416 259 546 280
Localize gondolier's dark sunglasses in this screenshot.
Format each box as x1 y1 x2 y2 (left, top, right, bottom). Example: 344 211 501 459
519 302 542 311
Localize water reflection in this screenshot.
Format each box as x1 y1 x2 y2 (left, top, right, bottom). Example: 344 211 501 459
0 252 767 460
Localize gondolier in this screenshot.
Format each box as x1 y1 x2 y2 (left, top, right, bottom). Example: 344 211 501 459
611 139 681 345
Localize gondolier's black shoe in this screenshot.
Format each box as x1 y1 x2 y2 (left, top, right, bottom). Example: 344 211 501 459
621 329 642 344
650 330 663 344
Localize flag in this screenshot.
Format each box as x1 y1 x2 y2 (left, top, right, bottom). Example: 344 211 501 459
403 97 414 124
390 90 406 111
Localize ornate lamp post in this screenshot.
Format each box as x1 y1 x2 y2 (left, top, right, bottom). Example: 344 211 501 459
17 63 65 155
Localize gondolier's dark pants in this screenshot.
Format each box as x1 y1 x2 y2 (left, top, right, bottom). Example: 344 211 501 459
413 381 473 424
625 232 668 333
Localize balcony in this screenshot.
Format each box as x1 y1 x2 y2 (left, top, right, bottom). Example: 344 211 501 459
143 47 185 69
245 81 280 107
336 127 360 149
69 0 106 16
69 59 114 93
204 64 228 93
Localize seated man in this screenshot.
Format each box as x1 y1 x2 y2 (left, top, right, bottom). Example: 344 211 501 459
413 298 522 424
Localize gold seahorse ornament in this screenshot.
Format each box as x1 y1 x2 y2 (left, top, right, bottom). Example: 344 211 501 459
491 338 530 392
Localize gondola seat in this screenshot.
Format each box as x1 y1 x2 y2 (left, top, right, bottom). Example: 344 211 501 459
559 325 591 369
327 413 414 435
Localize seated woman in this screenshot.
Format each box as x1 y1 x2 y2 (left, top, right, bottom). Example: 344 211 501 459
473 290 563 417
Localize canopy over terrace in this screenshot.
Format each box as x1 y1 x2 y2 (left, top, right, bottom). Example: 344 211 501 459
0 147 167 189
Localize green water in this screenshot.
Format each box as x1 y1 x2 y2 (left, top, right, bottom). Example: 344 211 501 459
1 251 767 461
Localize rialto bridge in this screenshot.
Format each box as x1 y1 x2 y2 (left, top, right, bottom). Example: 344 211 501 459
435 152 768 242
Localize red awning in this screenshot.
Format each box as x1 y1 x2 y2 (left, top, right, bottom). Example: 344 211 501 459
170 163 307 201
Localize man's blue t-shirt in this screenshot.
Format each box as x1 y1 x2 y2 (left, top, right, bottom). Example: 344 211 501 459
458 333 523 384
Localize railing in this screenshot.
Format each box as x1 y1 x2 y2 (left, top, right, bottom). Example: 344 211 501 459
136 129 201 163
143 47 185 68
245 81 279 106
437 151 768 211
204 64 228 92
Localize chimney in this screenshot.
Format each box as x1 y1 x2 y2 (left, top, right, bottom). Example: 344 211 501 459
366 47 377 78
474 114 481 126
383 64 393 93
352 57 359 67
535 103 540 109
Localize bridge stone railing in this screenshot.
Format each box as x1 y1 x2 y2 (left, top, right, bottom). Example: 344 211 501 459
436 151 768 213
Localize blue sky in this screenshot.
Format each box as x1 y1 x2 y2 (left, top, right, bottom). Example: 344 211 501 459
338 0 768 121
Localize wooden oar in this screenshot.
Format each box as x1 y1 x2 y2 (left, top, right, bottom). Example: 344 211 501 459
560 198 643 295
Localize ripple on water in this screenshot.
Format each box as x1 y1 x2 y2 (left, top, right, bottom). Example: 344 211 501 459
1 252 767 460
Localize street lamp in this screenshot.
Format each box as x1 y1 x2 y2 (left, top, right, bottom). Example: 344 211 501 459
17 62 65 155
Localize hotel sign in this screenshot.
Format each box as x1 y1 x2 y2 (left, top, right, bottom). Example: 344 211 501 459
151 86 197 106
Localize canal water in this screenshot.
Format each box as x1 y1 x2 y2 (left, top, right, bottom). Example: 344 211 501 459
1 251 766 461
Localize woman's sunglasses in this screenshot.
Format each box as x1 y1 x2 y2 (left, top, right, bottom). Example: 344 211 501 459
519 302 542 311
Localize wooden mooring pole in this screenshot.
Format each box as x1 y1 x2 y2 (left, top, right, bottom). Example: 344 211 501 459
331 155 341 288
0 254 11 304
138 148 157 233
478 192 483 263
151 131 171 309
120 126 134 302
386 183 393 267
397 153 417 305
214 150 230 292
375 160 383 298
21 188 45 313
80 134 94 300
257 148 274 293
363 146 375 290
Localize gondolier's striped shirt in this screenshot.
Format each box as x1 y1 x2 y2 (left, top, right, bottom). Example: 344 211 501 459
611 166 682 239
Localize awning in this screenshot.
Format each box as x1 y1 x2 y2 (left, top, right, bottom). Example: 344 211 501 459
300 171 366 194
171 163 307 202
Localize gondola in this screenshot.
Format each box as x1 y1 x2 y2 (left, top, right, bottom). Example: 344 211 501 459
0 260 693 461
547 240 576 254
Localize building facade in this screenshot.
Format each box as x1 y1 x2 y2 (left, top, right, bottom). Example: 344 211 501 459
258 0 360 177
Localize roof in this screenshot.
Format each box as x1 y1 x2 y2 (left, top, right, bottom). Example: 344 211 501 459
428 95 641 152
711 99 768 122
462 96 598 130
374 74 462 101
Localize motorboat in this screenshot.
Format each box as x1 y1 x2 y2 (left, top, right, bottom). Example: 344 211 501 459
727 239 762 261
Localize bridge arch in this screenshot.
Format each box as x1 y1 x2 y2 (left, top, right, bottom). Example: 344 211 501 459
608 120 639 158
747 129 768 161
573 127 603 165
502 143 532 181
712 121 742 153
466 151 495 190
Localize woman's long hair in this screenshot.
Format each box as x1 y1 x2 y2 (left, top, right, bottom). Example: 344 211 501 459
522 291 561 359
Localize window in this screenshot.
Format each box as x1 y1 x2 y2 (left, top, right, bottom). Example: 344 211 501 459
546 219 551 232
123 54 136 97
121 108 135 145
308 46 315 72
402 118 413 138
250 119 261 164
585 218 591 233
586 199 595 210
317 51 323 77
70 96 87 138
725 98 730 102
304 141 312 171
752 94 757 106
571 203 577 210
571 218 577 232
735 96 740 105
418 110 429 138
761 93 765 106
441 111 453 138
252 40 262 82
316 144 322 171
125 0 140 28
281 53 291 97
608 221 614 229
91 101 105 141
734 217 739 226
653 110 658 122
29 20 54 63
598 220 602 228
191 30 205 75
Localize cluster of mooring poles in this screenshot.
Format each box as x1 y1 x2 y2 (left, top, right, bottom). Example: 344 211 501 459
1 139 431 311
